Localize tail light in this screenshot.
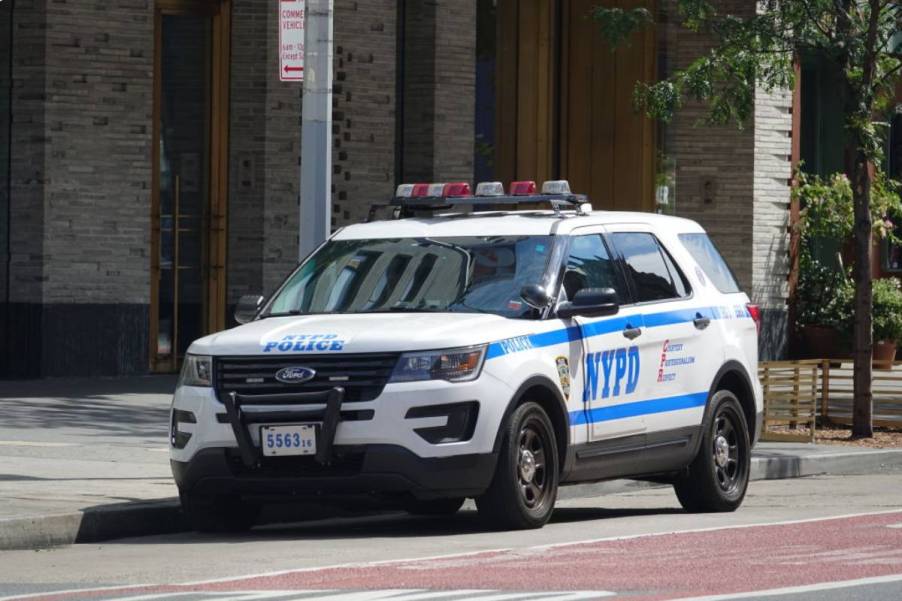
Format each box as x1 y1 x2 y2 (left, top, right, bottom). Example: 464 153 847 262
747 304 762 335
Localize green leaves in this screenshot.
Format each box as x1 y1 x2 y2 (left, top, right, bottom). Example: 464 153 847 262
590 7 652 49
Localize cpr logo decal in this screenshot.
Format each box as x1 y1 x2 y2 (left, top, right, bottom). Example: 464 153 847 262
584 346 640 402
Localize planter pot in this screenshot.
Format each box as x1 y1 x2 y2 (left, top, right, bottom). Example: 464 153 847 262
799 325 850 359
874 341 898 369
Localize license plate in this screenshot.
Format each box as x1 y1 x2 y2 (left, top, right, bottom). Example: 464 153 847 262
260 424 317 457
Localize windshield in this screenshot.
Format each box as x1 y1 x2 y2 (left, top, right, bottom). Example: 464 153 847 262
265 236 555 318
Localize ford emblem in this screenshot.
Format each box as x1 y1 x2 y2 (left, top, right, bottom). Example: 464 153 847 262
275 366 316 384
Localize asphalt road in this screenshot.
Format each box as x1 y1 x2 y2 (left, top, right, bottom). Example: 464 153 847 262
1 469 901 600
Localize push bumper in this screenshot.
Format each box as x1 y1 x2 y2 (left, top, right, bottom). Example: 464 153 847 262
171 445 497 501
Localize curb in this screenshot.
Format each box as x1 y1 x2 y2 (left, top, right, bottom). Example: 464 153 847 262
0 500 184 551
3 448 902 551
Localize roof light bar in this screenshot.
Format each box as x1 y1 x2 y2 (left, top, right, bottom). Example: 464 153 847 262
443 182 472 197
426 183 447 197
395 184 416 198
510 181 537 196
411 183 431 197
475 181 505 197
542 180 571 195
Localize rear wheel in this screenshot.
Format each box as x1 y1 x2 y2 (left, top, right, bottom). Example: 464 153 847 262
476 402 559 530
405 497 465 516
674 391 750 513
180 490 260 533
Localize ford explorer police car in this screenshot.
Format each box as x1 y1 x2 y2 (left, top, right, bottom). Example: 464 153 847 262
170 180 763 532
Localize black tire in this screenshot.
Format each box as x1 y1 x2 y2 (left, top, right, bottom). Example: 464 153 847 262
476 402 559 530
405 497 465 516
180 490 260 533
674 391 751 513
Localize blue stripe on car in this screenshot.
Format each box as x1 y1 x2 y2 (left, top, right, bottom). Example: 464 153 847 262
569 391 708 425
486 306 721 360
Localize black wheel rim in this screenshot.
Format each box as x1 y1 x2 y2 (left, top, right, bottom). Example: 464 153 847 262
711 407 745 493
517 417 551 510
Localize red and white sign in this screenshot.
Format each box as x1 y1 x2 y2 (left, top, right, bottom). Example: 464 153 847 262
279 0 305 82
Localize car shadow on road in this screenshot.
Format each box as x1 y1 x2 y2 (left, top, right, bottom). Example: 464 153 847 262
110 505 684 546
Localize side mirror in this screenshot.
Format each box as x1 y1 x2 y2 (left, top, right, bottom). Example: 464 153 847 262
234 295 265 325
557 287 619 319
520 284 552 310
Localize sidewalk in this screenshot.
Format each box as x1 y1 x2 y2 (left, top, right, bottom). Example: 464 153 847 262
2 377 901 550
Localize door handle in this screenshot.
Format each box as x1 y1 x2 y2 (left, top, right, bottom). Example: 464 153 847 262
623 326 642 340
693 313 711 330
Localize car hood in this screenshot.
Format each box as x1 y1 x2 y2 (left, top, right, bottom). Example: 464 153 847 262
187 312 532 356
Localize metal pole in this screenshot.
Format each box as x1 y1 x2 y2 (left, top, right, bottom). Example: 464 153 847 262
299 0 334 260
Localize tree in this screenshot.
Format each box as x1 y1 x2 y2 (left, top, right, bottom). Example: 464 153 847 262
595 0 902 437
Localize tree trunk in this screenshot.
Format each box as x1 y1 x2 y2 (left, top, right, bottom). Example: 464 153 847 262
850 150 874 438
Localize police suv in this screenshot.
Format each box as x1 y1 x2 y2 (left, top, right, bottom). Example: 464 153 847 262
170 180 763 532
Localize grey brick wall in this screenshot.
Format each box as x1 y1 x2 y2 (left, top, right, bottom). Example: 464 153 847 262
332 0 397 227
7 0 48 305
0 1 12 304
227 0 268 303
665 0 791 358
400 0 475 184
41 0 153 305
752 82 792 358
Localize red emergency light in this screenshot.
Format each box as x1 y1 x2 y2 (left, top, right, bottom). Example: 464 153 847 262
443 182 472 197
510 181 537 196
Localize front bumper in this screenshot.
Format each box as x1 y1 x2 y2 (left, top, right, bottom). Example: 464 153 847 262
171 445 497 500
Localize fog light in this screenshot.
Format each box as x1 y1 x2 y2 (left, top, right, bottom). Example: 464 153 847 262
406 401 479 444
170 409 197 449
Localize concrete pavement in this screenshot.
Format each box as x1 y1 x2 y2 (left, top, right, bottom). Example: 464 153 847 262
1 376 901 551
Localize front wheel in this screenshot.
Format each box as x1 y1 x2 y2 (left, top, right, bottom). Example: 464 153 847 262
673 391 750 513
476 402 559 530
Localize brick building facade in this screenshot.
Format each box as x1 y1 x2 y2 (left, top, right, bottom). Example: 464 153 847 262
0 0 792 378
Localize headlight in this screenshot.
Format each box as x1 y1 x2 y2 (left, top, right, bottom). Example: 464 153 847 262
390 345 487 383
179 354 213 387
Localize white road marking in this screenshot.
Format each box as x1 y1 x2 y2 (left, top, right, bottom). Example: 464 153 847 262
2 509 900 601
530 593 616 601
292 592 410 601
104 593 201 601
887 522 902 528
663 573 902 601
0 441 79 447
383 591 486 600
213 592 322 601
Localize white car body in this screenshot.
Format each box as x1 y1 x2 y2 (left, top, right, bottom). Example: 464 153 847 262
170 208 763 513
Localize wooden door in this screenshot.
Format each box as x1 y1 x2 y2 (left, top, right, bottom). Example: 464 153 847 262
496 0 656 211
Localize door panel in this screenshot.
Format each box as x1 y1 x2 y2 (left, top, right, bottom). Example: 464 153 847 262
608 227 719 439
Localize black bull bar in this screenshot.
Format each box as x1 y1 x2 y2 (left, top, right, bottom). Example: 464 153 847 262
222 387 345 468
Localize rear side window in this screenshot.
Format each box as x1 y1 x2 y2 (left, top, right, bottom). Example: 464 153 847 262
610 232 690 302
679 233 741 293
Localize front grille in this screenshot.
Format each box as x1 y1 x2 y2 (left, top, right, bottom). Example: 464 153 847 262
215 353 400 403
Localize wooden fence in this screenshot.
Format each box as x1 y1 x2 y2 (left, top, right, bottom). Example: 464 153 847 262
758 361 821 443
758 360 902 442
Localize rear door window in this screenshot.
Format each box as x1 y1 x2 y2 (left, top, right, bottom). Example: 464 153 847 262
678 233 741 293
610 232 690 302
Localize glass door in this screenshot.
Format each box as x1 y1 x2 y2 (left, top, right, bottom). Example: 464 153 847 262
151 0 229 372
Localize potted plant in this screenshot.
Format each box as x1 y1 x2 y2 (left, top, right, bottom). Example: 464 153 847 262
793 170 902 358
872 278 902 367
